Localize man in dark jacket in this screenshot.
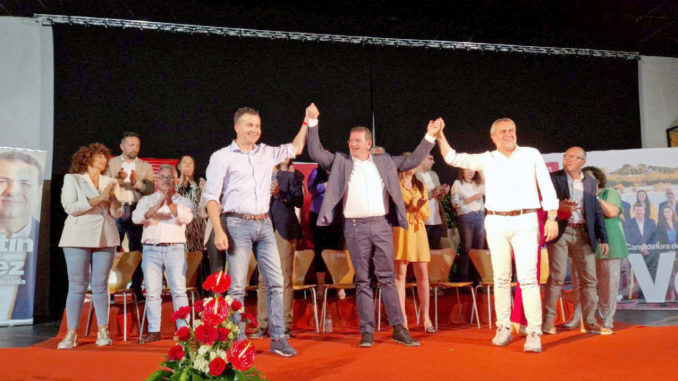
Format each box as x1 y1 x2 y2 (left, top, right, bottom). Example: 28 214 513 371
543 146 609 335
252 158 305 338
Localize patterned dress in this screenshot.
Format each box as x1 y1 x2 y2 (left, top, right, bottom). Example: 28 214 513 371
176 179 207 252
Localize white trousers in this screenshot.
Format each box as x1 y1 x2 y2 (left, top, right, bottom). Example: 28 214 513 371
484 213 542 334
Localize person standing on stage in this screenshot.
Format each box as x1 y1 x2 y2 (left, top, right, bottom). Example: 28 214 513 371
58 143 122 349
415 154 449 250
436 117 559 353
451 168 486 282
307 103 441 348
133 165 193 344
203 105 308 357
106 131 155 300
251 158 305 339
542 147 609 336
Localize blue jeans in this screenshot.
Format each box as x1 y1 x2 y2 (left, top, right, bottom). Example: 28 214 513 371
223 215 285 339
142 244 188 332
457 211 486 281
63 247 115 330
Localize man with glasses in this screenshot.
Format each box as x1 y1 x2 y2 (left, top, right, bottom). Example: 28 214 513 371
543 146 610 335
133 165 193 343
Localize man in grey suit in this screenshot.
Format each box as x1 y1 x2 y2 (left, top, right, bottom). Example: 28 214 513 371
307 103 442 347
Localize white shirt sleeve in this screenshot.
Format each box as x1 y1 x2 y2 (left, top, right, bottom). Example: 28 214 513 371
534 151 559 211
443 149 485 171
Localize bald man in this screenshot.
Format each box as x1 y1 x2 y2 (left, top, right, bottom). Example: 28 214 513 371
543 146 610 335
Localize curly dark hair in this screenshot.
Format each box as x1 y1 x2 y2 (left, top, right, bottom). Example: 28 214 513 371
582 166 607 189
68 143 112 174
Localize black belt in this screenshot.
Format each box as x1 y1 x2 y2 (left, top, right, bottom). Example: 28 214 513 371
568 222 586 230
224 212 269 221
486 208 540 216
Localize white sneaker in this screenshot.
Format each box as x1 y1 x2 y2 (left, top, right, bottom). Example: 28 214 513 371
524 332 542 353
491 326 512 346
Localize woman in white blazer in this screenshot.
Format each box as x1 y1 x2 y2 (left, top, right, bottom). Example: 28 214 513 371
57 143 123 349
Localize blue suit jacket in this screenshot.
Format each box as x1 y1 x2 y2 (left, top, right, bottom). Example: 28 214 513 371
548 170 607 250
623 217 657 246
270 170 305 240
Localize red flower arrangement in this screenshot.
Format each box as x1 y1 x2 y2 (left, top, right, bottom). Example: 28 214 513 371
146 272 266 381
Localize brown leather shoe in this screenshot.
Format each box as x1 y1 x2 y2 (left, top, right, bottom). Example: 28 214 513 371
581 323 613 335
139 332 161 344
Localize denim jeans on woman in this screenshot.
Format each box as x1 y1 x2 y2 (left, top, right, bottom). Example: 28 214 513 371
457 211 486 281
223 215 285 340
63 247 115 330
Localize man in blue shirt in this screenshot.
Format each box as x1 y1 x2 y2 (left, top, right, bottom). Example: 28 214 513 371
204 104 310 357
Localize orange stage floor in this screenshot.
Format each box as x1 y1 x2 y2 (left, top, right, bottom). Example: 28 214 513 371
3 322 678 381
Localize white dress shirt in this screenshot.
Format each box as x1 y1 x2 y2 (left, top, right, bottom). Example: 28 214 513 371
132 192 194 244
343 154 389 218
444 146 558 212
451 180 485 215
119 157 138 204
419 170 442 225
566 173 585 224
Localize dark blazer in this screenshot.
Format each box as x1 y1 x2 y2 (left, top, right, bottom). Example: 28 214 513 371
11 218 39 320
548 170 607 250
270 169 304 240
307 125 435 229
624 217 657 246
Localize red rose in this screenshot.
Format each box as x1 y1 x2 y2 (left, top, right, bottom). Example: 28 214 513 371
227 340 255 371
202 271 231 294
175 326 191 342
209 357 226 377
168 344 185 361
194 324 218 345
217 327 231 341
231 300 242 311
171 306 191 322
202 298 230 327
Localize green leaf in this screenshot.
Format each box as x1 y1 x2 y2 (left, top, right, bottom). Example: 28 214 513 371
146 370 173 381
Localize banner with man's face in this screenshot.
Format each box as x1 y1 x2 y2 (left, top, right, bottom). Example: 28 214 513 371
0 147 46 326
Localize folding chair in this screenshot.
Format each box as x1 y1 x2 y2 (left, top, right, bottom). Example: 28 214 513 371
428 248 480 330
320 249 356 332
292 249 320 333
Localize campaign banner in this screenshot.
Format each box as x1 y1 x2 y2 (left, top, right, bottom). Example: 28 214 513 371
543 148 678 309
0 147 47 325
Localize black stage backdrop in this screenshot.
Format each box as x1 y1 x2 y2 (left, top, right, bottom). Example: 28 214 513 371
49 25 639 317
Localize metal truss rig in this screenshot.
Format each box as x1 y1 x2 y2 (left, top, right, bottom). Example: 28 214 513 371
34 14 640 60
